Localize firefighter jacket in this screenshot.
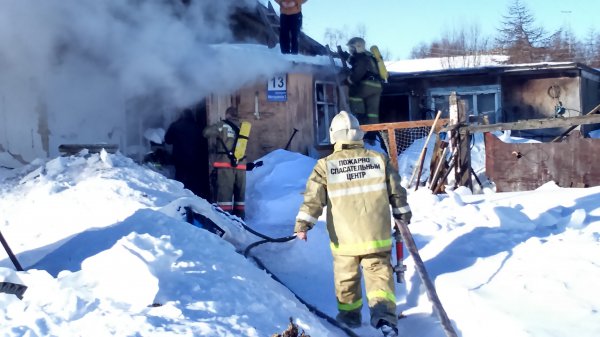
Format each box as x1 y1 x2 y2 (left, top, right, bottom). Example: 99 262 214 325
294 141 411 256
203 119 247 169
347 52 381 86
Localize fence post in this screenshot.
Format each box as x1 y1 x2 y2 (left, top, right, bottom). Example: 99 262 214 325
449 92 472 190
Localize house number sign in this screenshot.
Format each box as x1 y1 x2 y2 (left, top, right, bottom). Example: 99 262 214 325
267 75 287 102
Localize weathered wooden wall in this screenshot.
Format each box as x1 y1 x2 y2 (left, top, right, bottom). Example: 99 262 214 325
207 73 315 163
485 132 600 191
501 76 580 140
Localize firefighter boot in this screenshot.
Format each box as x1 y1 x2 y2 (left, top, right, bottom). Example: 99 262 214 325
376 320 398 337
336 310 362 329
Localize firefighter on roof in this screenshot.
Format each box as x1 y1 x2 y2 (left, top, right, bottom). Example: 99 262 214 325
344 37 383 125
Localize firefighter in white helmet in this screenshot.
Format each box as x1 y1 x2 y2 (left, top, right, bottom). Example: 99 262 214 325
294 111 411 337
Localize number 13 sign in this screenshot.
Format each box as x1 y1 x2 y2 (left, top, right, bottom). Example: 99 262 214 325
267 75 287 102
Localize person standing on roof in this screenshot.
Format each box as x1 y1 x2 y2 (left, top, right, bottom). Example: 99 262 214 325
293 111 412 337
344 37 383 126
203 107 251 220
274 0 307 54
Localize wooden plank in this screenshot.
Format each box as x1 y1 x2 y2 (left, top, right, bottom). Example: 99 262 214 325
409 111 443 188
395 220 459 337
442 114 600 133
360 119 449 132
448 92 472 190
387 129 398 169
552 102 600 142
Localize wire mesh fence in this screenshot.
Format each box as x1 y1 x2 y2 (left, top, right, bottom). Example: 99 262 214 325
361 119 448 171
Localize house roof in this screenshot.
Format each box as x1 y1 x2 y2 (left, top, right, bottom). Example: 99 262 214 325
209 43 333 68
385 58 600 81
385 55 509 73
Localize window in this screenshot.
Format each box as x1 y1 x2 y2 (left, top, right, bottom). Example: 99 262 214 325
429 85 501 123
314 81 339 145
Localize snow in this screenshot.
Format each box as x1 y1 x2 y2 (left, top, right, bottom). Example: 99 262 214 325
385 55 509 73
2 135 600 337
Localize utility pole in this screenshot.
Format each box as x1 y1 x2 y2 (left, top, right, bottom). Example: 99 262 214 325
561 10 573 58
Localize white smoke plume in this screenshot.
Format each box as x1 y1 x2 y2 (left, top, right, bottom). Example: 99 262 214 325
0 0 293 161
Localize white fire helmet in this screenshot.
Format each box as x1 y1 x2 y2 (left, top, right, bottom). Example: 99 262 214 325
329 111 364 144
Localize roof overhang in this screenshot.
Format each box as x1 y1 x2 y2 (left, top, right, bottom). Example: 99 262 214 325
387 62 600 82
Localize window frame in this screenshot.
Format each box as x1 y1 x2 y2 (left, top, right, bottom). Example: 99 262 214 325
428 85 502 122
313 81 339 146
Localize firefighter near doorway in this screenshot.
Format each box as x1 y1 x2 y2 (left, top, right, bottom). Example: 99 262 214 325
203 106 252 220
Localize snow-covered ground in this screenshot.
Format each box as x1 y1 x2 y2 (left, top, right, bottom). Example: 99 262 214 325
1 134 600 337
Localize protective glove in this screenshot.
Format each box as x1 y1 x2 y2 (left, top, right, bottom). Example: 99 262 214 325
295 231 307 241
246 160 264 171
394 211 412 224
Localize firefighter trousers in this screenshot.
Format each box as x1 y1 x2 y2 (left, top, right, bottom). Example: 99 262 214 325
348 80 383 124
333 251 397 328
213 167 246 219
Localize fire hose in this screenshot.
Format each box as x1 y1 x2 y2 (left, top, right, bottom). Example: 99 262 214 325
192 205 362 337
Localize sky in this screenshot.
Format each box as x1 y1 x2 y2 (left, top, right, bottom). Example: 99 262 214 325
294 0 600 59
2 130 600 336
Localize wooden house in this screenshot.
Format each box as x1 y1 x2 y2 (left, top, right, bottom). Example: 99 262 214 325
381 61 600 141
187 2 338 165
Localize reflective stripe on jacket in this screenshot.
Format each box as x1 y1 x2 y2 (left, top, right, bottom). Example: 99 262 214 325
213 161 246 170
294 141 410 256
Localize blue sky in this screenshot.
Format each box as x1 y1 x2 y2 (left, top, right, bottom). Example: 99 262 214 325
299 0 600 59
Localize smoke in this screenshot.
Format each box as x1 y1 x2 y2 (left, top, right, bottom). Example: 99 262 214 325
0 0 292 159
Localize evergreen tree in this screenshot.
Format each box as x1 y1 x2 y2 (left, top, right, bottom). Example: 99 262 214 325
496 0 546 63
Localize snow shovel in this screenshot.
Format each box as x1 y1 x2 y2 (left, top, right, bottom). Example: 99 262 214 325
394 219 458 337
0 230 27 299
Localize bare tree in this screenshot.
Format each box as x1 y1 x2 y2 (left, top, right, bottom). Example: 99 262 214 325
353 23 367 40
323 24 369 50
544 27 582 62
496 0 546 63
583 28 600 67
410 42 430 59
323 27 347 50
408 22 491 68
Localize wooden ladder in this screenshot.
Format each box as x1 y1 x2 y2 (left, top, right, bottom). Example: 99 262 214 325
256 2 280 48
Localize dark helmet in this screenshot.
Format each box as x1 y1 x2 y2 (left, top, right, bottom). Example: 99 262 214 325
347 37 366 53
225 106 239 120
